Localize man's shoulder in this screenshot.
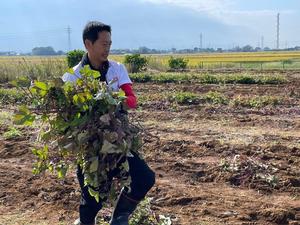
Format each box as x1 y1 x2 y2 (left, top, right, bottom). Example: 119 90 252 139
73 62 83 73
62 62 82 82
108 60 125 69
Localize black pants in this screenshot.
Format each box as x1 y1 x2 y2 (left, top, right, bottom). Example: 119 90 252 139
77 152 155 224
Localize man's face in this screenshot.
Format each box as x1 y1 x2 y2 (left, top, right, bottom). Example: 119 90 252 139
86 31 112 62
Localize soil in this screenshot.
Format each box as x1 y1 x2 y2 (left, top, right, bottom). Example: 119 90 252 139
0 71 299 225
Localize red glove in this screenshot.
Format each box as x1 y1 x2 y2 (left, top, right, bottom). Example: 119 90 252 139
120 83 137 109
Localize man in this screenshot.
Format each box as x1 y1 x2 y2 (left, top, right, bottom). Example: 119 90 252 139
62 21 155 225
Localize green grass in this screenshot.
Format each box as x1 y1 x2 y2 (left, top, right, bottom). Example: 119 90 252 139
232 95 282 108
0 55 300 84
0 85 285 109
0 57 68 83
0 55 291 84
130 73 287 85
144 90 284 108
0 111 12 125
2 126 22 139
0 88 26 104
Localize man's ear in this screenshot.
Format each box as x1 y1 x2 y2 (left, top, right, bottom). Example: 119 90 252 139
84 39 92 50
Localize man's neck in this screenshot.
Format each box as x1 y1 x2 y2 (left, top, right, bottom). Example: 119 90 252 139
88 54 105 70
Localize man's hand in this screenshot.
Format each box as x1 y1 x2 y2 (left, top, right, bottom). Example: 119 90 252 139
120 83 137 109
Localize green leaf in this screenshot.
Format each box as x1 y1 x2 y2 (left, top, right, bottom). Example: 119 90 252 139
54 117 69 132
88 187 100 203
78 93 87 102
92 71 100 79
57 164 68 178
106 95 117 105
82 104 89 111
101 140 122 154
53 78 64 87
104 131 118 143
73 94 79 104
11 76 31 88
121 161 130 172
34 81 48 91
41 114 49 122
77 131 89 145
19 105 30 114
10 80 18 87
118 89 126 98
48 162 54 172
70 114 88 127
63 82 74 93
76 78 84 87
40 130 51 141
32 145 48 160
67 68 75 74
99 114 111 125
84 91 93 100
30 86 47 97
89 157 99 173
14 105 35 125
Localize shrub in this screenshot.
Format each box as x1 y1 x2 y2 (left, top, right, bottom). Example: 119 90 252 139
129 198 172 225
203 91 229 105
200 74 219 84
168 91 199 105
260 75 286 84
129 73 152 82
232 96 281 108
124 54 148 73
168 57 188 70
152 73 190 83
224 75 257 84
66 49 85 67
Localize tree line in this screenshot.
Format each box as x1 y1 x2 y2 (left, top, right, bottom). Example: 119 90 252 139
1 45 300 56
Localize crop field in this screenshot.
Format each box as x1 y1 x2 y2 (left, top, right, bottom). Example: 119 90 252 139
1 51 300 80
0 56 299 225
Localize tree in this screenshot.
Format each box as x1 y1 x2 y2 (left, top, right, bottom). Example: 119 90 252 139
168 57 188 70
242 45 254 52
138 46 150 54
32 46 57 55
66 49 85 67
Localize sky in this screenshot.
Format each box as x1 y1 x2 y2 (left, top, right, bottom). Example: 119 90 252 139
0 0 299 52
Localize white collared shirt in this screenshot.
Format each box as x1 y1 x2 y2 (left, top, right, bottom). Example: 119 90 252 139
62 60 132 91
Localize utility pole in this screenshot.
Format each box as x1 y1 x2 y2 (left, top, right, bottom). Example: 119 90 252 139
261 36 264 50
67 26 72 51
276 13 280 49
200 33 203 50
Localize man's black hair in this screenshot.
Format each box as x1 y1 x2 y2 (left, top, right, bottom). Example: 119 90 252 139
82 21 111 44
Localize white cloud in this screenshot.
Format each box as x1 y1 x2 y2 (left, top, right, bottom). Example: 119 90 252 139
140 0 234 18
139 0 295 26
